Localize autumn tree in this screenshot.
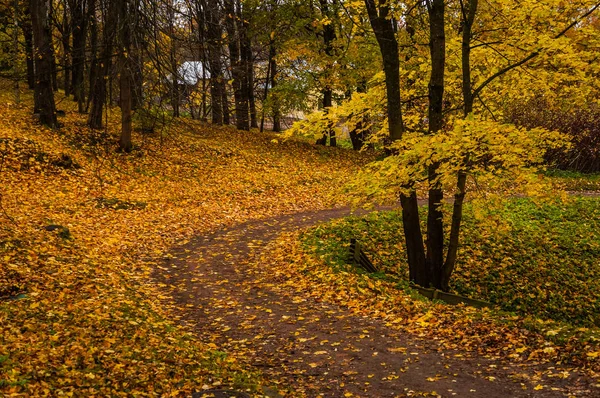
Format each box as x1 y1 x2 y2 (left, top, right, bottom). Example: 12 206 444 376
117 0 133 152
30 0 58 127
225 0 250 130
88 0 117 129
363 0 425 285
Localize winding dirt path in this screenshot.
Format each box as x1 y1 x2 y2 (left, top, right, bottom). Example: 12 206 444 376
154 208 597 397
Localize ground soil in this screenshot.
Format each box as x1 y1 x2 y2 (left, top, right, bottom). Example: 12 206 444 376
154 208 599 398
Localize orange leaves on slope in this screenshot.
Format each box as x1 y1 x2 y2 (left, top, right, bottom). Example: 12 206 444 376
0 88 369 395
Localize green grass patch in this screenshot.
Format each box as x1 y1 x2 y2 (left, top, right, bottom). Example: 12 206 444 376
301 197 600 327
546 169 600 191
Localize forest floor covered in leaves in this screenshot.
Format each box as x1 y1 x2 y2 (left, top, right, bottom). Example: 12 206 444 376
0 88 367 396
1 86 600 397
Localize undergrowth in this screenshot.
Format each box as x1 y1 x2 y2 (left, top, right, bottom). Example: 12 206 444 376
301 197 600 328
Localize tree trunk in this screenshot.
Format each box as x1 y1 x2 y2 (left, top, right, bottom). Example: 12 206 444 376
86 0 97 112
364 0 426 284
30 0 58 128
222 82 230 124
49 0 58 92
225 0 249 130
364 0 403 142
318 0 336 147
194 1 208 120
270 52 280 132
204 0 224 124
70 0 87 112
441 0 477 291
426 0 446 289
13 0 20 104
130 4 143 112
61 5 71 96
88 0 116 129
241 15 257 128
169 0 180 118
22 11 35 90
118 0 132 152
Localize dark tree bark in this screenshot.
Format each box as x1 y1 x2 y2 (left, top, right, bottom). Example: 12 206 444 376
364 0 426 285
192 1 209 120
222 82 230 124
130 15 143 112
425 0 446 290
118 0 132 152
241 14 257 128
30 0 58 127
12 0 20 104
21 5 35 89
364 0 403 142
317 0 336 146
60 3 71 96
169 0 180 118
204 0 224 124
225 0 249 130
270 49 280 132
70 0 87 112
442 0 477 291
49 0 58 92
88 0 117 129
86 0 98 112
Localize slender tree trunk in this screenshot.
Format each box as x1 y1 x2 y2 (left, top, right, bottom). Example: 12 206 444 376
259 41 272 133
30 0 58 127
426 0 446 289
169 0 180 118
70 0 87 112
22 11 35 90
364 0 426 284
89 0 116 129
61 5 71 96
127 0 142 111
261 0 279 132
118 0 132 152
195 2 208 120
318 0 336 146
270 51 280 132
204 0 224 124
441 0 477 291
222 82 230 124
13 0 20 104
86 0 97 112
49 0 58 92
225 0 249 130
241 14 256 128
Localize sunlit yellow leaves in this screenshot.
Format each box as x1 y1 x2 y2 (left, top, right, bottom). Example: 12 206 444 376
344 114 567 208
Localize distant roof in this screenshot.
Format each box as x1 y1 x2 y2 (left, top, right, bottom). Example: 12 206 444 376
177 61 210 85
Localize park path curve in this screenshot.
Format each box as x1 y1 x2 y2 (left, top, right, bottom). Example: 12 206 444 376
154 207 597 398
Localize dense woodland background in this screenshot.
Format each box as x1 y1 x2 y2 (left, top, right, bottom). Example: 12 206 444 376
0 0 597 160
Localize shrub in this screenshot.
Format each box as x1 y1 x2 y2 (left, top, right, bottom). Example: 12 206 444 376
506 99 600 173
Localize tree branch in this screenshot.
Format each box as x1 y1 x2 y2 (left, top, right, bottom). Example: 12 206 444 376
472 1 600 98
